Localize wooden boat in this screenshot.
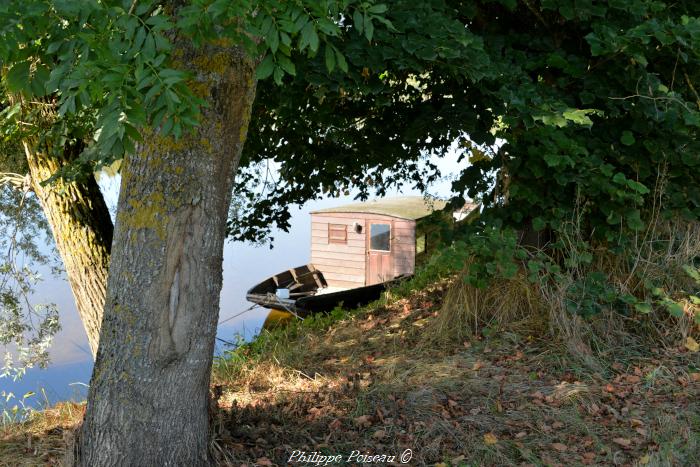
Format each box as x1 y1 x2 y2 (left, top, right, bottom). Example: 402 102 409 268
246 197 478 320
246 264 403 318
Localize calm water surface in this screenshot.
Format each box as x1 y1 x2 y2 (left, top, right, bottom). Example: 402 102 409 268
1 152 462 408
1 195 364 408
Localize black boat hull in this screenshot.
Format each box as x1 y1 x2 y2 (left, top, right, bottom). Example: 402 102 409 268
246 264 407 317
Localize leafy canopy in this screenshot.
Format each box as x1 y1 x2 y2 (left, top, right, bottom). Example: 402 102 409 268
233 0 700 254
0 0 388 178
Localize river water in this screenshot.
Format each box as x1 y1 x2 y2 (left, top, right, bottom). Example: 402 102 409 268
0 151 463 410
1 194 359 409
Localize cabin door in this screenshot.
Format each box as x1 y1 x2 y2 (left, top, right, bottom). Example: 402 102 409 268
366 221 393 285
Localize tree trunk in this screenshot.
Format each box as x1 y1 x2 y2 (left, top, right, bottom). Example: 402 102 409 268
23 140 113 358
78 41 257 466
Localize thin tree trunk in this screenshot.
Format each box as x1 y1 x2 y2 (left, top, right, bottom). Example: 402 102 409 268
23 140 113 358
78 41 256 466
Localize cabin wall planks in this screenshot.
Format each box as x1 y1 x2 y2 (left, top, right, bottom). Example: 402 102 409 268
310 212 417 288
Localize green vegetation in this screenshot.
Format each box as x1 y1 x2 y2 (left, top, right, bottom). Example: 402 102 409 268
207 251 700 465
1 0 699 464
1 245 699 465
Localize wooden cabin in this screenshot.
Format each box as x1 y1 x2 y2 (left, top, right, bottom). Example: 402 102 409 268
247 196 479 320
310 196 453 289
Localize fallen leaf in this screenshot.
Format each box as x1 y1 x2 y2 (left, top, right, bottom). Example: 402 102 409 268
636 428 647 437
639 454 651 465
256 457 273 466
451 455 465 463
473 361 484 371
372 429 387 440
328 418 342 430
483 432 498 445
551 442 568 452
685 337 699 352
691 373 700 382
625 374 641 383
354 415 372 427
613 437 631 448
515 431 527 439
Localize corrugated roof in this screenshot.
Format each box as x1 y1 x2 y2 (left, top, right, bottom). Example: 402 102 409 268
311 196 448 220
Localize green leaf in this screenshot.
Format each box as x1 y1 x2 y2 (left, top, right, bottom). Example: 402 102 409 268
324 44 336 73
308 26 320 52
626 179 650 194
612 172 627 184
161 117 174 136
335 49 348 73
368 4 388 14
683 265 700 283
58 95 76 117
255 55 275 80
352 9 363 34
620 131 636 146
277 55 296 76
562 108 596 127
273 66 283 85
543 153 562 167
634 302 652 314
364 15 374 42
300 22 319 52
5 61 30 93
663 300 684 318
144 82 163 104
625 209 644 231
267 29 279 54
30 64 50 96
532 217 546 231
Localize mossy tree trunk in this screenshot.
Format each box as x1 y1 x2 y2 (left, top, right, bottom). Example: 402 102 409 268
77 41 257 466
24 140 113 358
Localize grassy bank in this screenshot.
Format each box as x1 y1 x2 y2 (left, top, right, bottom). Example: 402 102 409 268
1 260 699 466
208 262 699 466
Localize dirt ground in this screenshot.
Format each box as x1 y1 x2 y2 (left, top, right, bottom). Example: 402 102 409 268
1 281 699 466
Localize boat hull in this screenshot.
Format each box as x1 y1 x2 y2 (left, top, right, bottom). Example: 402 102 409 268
246 264 407 317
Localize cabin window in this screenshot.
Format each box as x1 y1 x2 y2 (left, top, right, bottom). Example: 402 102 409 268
369 223 391 251
328 224 347 244
416 234 427 254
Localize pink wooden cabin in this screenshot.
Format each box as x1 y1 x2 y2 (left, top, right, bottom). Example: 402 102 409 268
310 196 449 289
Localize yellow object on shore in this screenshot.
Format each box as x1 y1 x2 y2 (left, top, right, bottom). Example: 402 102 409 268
262 309 295 328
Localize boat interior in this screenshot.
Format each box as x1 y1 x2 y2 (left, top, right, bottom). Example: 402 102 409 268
246 264 328 298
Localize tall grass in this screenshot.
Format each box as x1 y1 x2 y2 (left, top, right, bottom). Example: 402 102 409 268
428 219 700 368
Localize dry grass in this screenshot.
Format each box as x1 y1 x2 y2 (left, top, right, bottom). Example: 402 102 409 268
209 278 700 466
3 219 700 465
428 220 700 373
0 402 83 466
426 273 548 345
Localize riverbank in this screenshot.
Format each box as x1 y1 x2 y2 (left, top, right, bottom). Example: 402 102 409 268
1 272 699 465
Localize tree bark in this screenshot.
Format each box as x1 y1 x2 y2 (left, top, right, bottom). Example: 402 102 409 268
23 140 113 358
78 41 257 466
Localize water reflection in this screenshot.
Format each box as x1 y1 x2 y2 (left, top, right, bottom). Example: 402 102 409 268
1 195 357 407
1 148 462 407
